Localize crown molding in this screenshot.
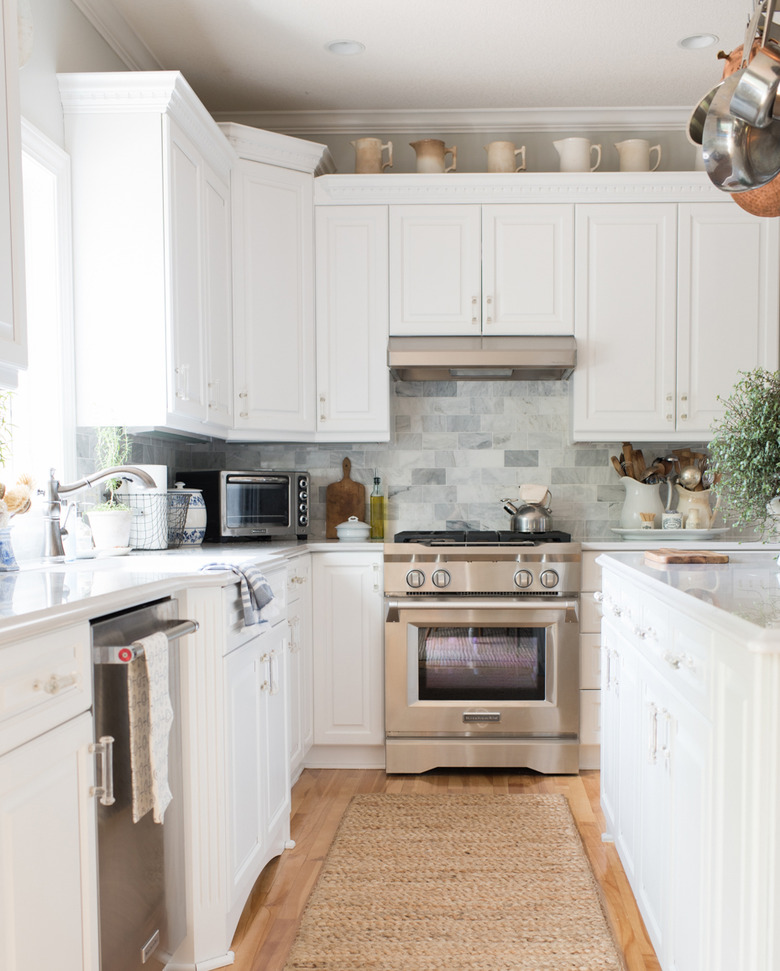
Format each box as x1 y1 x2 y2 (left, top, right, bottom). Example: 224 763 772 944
70 0 162 71
313 172 725 206
212 105 694 136
58 72 236 179
218 123 335 176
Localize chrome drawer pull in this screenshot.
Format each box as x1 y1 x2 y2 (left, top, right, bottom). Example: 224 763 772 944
90 735 116 806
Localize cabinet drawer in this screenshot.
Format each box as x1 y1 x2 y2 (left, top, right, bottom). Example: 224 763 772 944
580 632 601 689
579 688 601 746
580 593 603 634
581 552 602 592
0 623 92 756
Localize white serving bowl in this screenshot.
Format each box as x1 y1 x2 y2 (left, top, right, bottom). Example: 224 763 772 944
335 516 370 541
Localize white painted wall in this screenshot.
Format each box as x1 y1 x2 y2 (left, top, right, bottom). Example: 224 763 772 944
18 0 125 147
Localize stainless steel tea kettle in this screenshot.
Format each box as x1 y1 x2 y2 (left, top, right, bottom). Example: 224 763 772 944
501 492 553 533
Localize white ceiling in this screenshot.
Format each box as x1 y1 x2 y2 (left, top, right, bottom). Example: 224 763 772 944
74 0 749 127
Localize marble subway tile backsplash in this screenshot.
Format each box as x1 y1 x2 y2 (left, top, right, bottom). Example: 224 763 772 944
78 380 727 541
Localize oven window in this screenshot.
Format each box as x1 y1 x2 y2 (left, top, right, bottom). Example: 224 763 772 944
225 481 289 527
417 626 546 702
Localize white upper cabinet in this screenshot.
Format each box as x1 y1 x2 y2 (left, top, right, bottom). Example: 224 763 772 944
315 205 390 441
676 203 779 433
571 201 780 442
0 0 26 386
230 158 316 438
389 203 574 336
390 205 481 335
59 72 235 437
572 204 678 439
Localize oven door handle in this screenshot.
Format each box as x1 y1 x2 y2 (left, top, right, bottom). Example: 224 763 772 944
384 598 579 623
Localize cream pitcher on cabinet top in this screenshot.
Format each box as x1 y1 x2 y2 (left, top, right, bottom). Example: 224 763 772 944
484 140 526 172
553 136 601 172
351 137 393 173
614 138 662 172
410 138 457 173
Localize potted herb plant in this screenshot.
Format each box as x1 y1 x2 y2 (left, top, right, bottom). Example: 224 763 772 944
708 367 780 539
85 426 133 550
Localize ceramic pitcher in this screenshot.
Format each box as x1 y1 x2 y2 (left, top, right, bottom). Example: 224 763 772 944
614 138 662 172
619 477 664 529
674 485 713 529
351 137 393 174
484 140 526 173
553 137 601 172
410 139 457 173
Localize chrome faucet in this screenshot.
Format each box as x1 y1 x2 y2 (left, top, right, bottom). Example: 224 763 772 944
43 466 156 559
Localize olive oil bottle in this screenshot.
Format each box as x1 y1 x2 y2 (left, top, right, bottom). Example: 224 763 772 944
369 475 385 540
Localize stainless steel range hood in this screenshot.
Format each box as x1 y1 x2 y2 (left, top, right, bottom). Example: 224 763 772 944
388 336 576 381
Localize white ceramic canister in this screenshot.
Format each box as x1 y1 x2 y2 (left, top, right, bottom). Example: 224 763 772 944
174 481 207 546
335 516 371 541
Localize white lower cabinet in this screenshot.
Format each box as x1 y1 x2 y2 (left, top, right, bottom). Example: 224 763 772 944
597 559 772 971
310 551 385 767
286 554 313 782
224 619 289 929
0 712 99 971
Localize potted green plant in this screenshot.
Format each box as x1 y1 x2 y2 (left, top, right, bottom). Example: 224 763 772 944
708 367 780 539
85 426 133 550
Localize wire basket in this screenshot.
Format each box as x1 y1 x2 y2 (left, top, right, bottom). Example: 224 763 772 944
167 491 191 548
122 492 169 550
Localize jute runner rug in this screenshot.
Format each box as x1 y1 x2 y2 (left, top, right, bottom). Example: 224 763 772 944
283 792 624 970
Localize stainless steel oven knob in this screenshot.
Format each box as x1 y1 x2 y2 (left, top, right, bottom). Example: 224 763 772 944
513 569 533 588
406 569 426 588
431 569 451 588
540 569 560 588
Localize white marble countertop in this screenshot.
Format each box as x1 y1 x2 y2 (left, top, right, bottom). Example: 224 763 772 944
597 550 780 651
0 539 381 644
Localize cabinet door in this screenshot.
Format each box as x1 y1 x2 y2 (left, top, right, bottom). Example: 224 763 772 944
261 624 290 840
224 634 265 908
287 557 312 778
315 206 390 440
677 203 780 435
167 119 208 422
389 205 481 335
312 553 384 746
202 162 233 429
0 712 99 971
572 204 677 440
232 160 315 436
482 205 574 335
0 0 26 380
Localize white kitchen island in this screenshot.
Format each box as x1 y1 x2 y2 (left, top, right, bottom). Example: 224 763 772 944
597 550 780 971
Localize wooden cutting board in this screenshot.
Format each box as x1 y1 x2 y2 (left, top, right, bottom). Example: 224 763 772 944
326 458 366 538
644 548 729 565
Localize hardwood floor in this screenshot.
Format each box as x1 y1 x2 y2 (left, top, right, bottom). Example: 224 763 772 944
230 768 661 971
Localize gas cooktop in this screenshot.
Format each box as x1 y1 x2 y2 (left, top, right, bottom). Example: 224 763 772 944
393 530 572 546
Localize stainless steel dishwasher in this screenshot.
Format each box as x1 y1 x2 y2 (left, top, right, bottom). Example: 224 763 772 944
91 598 197 971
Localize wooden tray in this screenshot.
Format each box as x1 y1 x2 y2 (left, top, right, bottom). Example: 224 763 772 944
644 548 729 565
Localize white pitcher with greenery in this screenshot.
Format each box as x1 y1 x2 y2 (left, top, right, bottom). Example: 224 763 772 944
85 426 133 549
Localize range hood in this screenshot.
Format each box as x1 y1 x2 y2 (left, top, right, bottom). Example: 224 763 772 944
388 336 577 381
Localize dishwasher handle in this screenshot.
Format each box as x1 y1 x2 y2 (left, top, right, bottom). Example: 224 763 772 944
93 618 198 664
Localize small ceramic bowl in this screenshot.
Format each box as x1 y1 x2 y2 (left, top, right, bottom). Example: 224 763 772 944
335 516 370 541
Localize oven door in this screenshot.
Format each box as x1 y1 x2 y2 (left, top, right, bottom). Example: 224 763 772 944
385 598 579 738
222 474 293 536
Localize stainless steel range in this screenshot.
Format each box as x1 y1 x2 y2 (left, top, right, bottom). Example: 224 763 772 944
384 530 581 775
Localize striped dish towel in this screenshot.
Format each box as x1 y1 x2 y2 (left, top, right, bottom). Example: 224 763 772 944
200 563 279 625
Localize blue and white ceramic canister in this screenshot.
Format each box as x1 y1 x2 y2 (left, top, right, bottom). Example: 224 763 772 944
174 482 207 546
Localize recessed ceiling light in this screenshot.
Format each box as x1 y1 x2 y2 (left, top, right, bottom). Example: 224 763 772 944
326 39 366 56
678 33 719 50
